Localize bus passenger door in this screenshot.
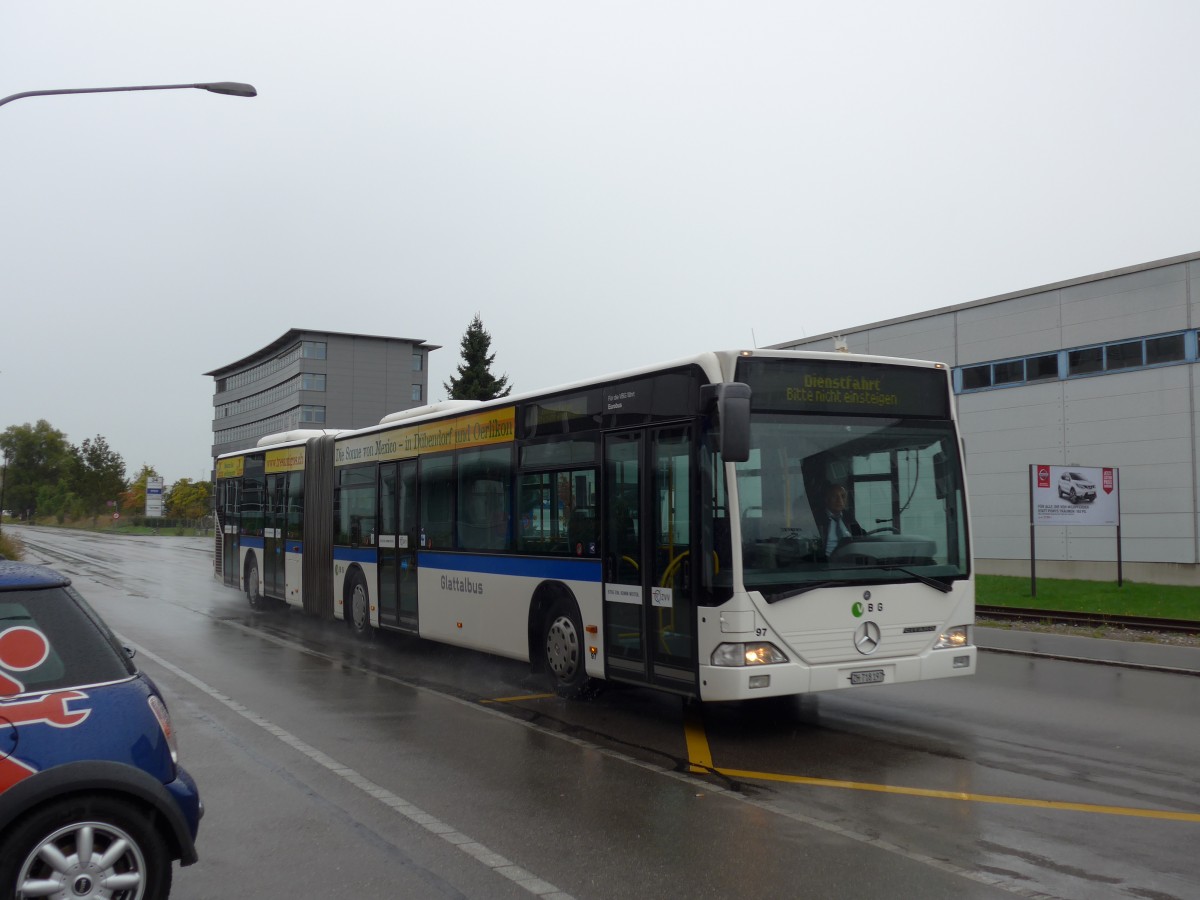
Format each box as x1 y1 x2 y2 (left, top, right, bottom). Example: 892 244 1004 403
378 464 400 627
602 426 698 694
378 461 419 632
396 460 419 631
221 480 240 589
264 474 286 599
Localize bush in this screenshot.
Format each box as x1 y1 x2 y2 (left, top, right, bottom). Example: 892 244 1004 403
0 529 24 561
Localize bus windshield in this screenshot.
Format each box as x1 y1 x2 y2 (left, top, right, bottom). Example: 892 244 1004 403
735 414 968 601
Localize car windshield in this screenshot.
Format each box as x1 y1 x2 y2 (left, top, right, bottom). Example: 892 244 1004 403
734 414 969 602
0 586 134 696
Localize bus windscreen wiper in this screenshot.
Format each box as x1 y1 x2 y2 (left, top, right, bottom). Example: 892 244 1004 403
877 566 953 593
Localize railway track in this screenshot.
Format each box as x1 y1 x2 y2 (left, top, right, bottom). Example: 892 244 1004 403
976 605 1200 635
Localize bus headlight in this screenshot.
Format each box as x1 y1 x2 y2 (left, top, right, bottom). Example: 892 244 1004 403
711 642 789 667
933 626 971 649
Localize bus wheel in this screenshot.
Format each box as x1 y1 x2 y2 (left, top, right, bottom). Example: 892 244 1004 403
544 600 596 699
348 571 373 639
245 555 269 611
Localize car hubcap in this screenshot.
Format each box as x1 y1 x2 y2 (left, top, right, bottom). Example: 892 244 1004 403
18 821 146 899
546 615 579 680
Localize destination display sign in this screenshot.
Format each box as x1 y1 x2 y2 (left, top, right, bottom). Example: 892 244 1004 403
737 358 951 418
335 407 516 466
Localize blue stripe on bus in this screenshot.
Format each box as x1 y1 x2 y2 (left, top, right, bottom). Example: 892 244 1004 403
286 542 303 554
417 552 603 583
241 536 264 549
334 547 378 564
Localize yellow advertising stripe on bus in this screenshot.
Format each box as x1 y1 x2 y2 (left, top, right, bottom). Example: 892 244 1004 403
215 457 244 479
265 447 306 473
335 407 516 466
715 768 1200 822
453 407 516 451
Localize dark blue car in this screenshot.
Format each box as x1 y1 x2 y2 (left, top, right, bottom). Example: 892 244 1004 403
0 561 201 899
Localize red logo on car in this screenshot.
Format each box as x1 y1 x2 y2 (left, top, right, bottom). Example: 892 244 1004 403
0 627 92 791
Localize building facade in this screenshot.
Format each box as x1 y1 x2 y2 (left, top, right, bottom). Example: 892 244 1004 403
206 329 439 461
772 251 1200 585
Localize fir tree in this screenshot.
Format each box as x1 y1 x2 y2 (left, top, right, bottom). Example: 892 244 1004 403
444 314 512 400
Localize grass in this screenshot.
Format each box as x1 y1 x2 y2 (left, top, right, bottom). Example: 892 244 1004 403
0 529 23 560
978 574 1200 622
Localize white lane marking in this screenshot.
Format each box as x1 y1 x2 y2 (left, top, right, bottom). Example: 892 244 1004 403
127 640 574 900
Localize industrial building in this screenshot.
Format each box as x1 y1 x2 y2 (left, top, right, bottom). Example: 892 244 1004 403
206 329 438 460
772 251 1200 585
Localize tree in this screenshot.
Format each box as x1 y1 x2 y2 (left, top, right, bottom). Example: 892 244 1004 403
0 421 73 520
166 479 212 520
443 313 512 401
71 436 126 525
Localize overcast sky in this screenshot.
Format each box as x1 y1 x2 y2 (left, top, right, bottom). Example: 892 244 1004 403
4 2 1200 482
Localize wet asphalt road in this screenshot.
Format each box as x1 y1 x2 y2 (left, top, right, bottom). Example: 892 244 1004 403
12 526 1200 900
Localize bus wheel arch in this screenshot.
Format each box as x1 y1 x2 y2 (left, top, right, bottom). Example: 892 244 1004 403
345 566 373 639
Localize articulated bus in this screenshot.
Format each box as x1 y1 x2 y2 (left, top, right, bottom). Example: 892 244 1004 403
214 349 975 701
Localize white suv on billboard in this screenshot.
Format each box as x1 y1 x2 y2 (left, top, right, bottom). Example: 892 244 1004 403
1058 470 1096 503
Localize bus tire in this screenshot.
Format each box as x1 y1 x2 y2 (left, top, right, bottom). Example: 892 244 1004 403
347 569 373 639
245 554 269 611
543 598 596 700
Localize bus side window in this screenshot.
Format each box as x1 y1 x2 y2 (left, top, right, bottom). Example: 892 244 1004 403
457 446 512 551
518 474 551 551
419 454 455 549
561 469 597 556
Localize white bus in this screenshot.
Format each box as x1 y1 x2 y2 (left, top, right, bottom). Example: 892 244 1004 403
214 349 975 701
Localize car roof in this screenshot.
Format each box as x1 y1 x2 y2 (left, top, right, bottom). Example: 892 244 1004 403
0 560 71 590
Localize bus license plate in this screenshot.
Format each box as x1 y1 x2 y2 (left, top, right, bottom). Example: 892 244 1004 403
850 669 885 685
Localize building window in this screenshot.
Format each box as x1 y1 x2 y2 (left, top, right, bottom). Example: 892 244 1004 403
300 405 326 424
961 365 991 391
1147 334 1185 365
1026 353 1059 382
302 341 327 360
992 359 1024 385
302 373 326 391
953 330 1192 395
1105 340 1143 370
412 351 423 372
1067 347 1103 376
412 384 423 403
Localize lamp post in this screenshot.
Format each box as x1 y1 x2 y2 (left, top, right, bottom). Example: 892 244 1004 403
0 447 8 537
0 81 257 109
0 80 254 534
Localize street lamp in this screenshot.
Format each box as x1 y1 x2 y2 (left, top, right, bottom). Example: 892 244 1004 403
0 447 8 537
0 81 257 109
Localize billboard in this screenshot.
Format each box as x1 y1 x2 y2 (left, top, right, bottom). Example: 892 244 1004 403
1030 465 1119 526
145 476 164 518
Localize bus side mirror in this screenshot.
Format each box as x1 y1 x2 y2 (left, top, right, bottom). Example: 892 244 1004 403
701 383 751 463
933 451 948 499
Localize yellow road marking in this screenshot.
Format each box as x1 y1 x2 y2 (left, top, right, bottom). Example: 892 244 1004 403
714 768 1200 822
683 705 714 773
683 711 1199 822
481 693 555 704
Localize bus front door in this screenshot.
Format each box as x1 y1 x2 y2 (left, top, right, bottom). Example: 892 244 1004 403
379 461 419 632
264 474 286 599
602 426 698 695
